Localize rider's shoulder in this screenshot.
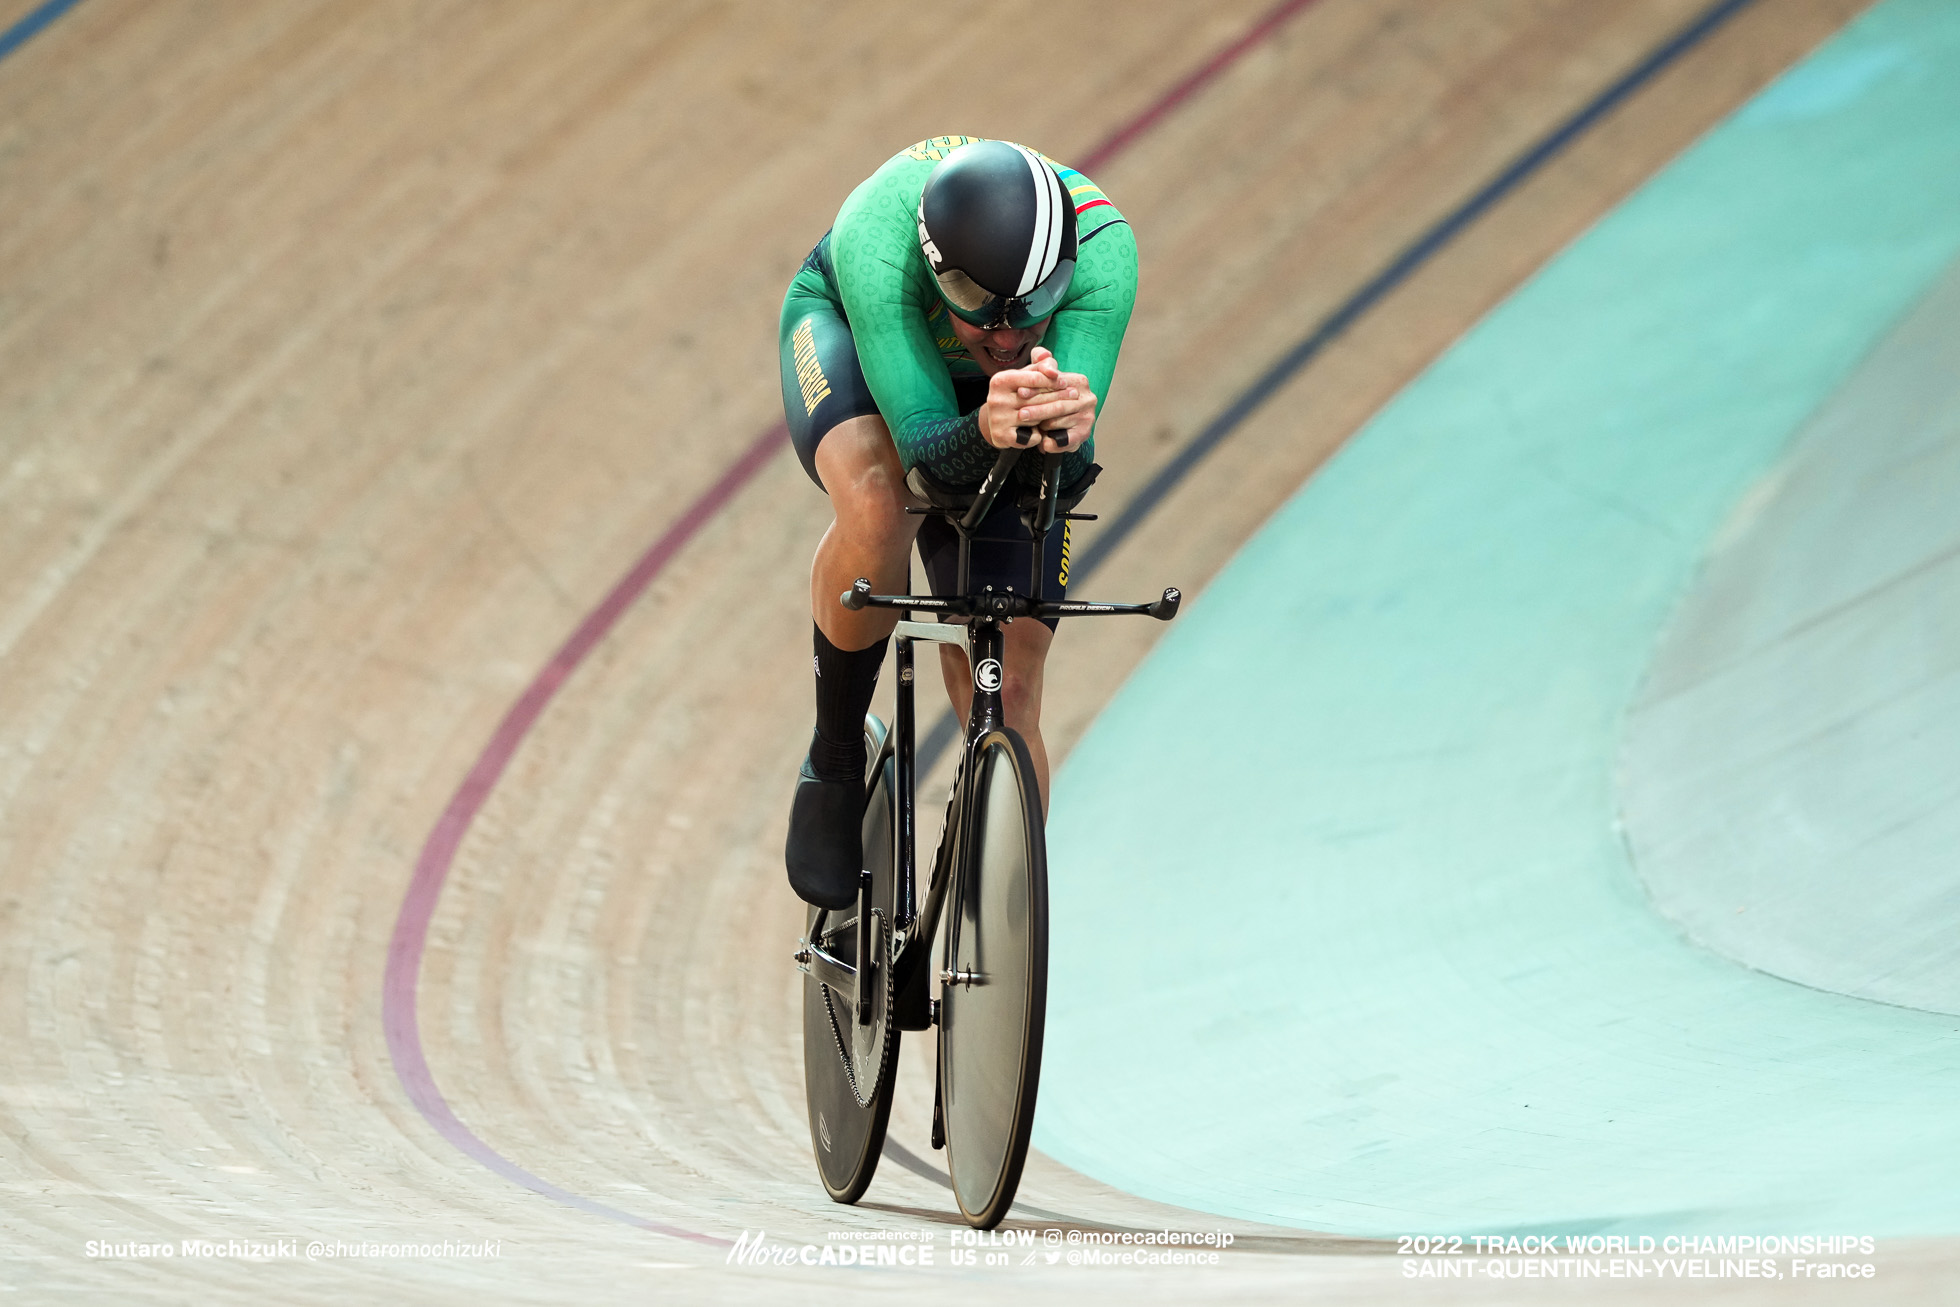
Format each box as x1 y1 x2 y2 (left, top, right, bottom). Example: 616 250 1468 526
827 139 979 289
832 140 952 241
899 135 988 164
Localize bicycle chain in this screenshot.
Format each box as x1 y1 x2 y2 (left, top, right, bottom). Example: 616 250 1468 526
820 956 865 1106
819 911 892 1109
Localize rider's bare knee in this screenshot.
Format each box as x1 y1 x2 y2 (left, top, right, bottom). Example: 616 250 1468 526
819 434 917 548
856 468 914 534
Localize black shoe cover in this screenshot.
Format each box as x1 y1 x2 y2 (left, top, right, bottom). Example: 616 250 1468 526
786 757 863 909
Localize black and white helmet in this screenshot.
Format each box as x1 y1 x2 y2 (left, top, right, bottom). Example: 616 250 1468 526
917 140 1078 330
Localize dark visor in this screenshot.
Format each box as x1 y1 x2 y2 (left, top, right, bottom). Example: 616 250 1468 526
934 257 1075 330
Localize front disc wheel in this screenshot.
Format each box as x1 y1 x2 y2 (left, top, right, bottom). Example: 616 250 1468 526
939 727 1047 1229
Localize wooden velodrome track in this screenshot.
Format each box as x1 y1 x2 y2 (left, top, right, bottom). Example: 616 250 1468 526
3 0 1925 1301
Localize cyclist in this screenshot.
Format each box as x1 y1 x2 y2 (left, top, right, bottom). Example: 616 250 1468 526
778 136 1138 909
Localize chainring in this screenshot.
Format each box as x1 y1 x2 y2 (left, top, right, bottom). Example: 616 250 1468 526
819 905 894 1108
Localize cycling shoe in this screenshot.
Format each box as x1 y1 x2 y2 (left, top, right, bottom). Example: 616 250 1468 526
786 755 863 909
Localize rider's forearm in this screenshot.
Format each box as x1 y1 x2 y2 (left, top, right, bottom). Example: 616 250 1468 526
901 410 988 478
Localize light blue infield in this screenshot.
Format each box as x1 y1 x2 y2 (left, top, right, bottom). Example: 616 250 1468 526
1037 0 1960 1236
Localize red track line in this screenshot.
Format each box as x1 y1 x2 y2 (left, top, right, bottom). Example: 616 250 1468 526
385 0 1321 1239
1076 0 1320 174
383 422 782 1245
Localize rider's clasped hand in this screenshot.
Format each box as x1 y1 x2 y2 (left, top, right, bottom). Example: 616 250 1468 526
979 346 1098 453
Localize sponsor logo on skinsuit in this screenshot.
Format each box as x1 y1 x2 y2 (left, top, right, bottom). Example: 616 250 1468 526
906 134 984 162
792 319 832 415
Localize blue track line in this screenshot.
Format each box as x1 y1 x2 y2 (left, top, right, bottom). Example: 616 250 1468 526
0 0 81 64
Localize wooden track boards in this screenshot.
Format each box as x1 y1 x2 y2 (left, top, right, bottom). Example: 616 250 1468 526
0 1 1889 1300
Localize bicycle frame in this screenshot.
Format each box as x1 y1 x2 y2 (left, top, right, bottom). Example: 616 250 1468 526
793 437 1180 1215
803 444 1179 1033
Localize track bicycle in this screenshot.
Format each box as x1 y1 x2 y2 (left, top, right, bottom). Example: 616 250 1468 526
796 439 1179 1228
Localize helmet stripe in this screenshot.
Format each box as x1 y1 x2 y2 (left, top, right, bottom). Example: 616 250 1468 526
1013 144 1062 297
1042 162 1065 275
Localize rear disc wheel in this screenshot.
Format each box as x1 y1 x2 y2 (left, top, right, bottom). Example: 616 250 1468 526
802 716 899 1203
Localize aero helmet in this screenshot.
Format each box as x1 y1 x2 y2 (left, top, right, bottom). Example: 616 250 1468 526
917 140 1077 330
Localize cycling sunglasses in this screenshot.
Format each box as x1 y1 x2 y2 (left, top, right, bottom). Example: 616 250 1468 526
933 257 1075 331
